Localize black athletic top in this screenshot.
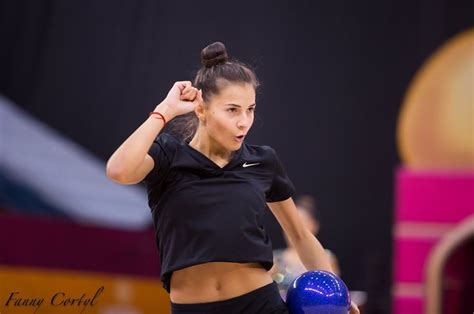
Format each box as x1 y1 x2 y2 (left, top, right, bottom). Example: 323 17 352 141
143 132 295 293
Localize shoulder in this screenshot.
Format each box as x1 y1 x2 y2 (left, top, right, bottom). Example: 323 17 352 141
153 132 182 155
154 132 180 146
147 132 181 165
242 142 277 161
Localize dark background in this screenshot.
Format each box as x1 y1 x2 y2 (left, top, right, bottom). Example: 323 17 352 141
1 0 472 312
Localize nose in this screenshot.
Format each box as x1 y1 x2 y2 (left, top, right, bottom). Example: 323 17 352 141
237 111 253 130
237 116 250 129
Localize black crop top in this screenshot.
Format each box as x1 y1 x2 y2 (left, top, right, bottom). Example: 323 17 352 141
143 133 296 293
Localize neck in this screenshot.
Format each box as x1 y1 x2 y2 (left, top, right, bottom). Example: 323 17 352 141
189 128 233 162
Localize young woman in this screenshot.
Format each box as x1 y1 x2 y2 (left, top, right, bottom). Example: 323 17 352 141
106 42 359 314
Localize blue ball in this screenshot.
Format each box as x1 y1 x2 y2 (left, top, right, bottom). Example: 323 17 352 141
286 270 351 314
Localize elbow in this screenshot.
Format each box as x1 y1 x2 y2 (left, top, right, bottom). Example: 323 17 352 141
106 161 128 184
106 161 142 185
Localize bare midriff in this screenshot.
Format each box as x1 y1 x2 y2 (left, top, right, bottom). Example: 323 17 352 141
169 261 273 303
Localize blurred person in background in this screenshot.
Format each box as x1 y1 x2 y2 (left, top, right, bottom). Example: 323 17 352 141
269 195 341 299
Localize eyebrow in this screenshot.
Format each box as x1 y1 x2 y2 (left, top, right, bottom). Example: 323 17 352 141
225 103 256 108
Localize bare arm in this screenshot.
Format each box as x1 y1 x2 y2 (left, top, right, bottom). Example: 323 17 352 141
106 81 202 184
267 198 333 272
267 197 360 313
105 102 174 184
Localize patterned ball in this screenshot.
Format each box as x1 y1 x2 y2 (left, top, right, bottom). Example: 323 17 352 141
286 270 351 314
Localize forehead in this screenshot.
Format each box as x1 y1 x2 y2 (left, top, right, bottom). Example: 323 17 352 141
211 83 256 106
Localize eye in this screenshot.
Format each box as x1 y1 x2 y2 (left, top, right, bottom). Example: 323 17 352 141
227 108 237 113
248 107 256 112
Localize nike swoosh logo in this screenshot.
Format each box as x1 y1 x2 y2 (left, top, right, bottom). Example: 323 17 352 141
242 162 260 168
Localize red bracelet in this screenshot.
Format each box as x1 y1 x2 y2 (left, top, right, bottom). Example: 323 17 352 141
149 111 167 125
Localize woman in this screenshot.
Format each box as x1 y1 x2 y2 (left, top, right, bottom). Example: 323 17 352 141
106 42 359 314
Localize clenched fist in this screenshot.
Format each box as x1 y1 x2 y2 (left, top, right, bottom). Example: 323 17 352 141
155 81 203 121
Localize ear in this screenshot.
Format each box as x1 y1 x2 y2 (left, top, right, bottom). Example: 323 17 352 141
194 101 207 122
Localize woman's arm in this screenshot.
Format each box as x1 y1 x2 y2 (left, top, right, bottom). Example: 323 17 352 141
106 101 173 184
267 197 360 314
106 81 201 184
267 197 333 272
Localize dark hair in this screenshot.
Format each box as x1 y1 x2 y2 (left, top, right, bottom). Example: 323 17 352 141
167 42 259 142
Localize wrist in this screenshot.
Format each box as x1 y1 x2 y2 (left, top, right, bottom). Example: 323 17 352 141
153 101 175 122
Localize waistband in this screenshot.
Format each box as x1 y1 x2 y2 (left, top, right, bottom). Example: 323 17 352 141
170 280 278 311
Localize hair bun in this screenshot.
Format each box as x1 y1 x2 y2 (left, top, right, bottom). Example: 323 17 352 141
201 42 229 68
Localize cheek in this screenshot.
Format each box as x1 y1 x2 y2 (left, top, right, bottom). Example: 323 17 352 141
208 112 233 133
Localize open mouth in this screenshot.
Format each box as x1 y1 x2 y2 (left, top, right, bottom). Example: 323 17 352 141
235 135 245 142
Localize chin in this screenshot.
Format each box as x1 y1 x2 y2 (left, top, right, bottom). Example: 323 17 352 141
233 141 244 149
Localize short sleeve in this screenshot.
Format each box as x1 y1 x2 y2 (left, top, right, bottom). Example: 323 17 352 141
143 133 178 185
265 148 296 202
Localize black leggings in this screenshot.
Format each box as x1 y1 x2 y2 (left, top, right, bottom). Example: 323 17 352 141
170 281 289 314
